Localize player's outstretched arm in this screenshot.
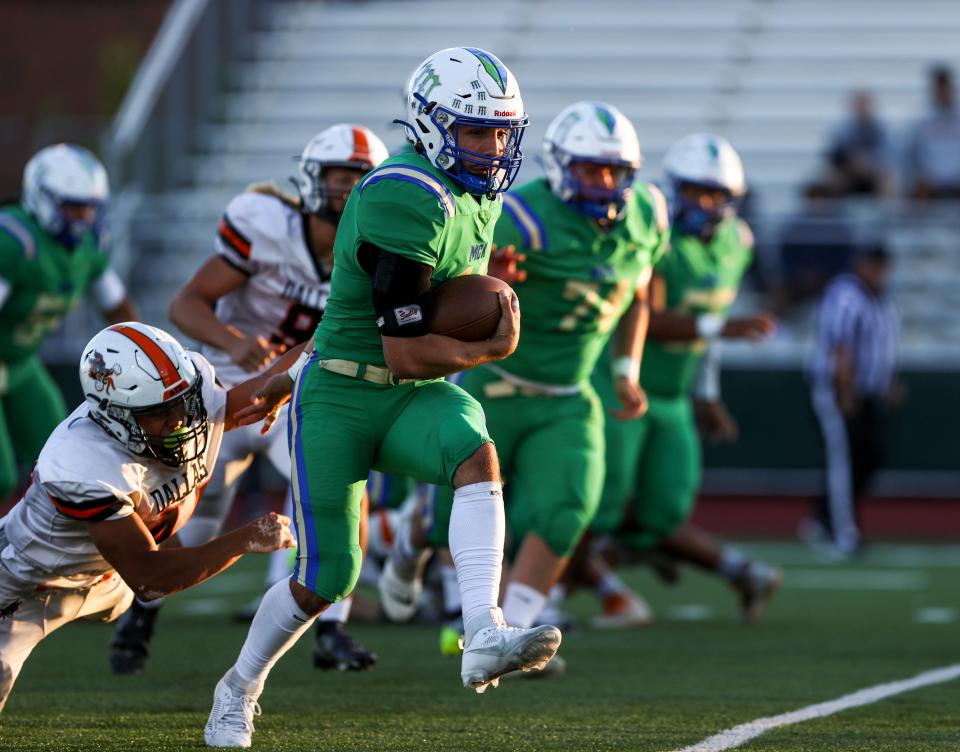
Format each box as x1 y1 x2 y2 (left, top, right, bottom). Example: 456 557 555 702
89 511 294 601
647 274 776 342
224 342 308 431
170 256 277 372
382 289 520 379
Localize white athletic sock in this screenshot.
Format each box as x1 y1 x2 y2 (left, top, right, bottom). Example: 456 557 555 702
176 516 221 548
440 561 461 617
502 581 547 629
319 596 352 623
448 481 504 639
228 578 315 697
717 548 748 582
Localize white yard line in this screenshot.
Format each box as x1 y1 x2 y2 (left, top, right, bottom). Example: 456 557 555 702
782 568 928 590
915 607 957 624
672 663 960 752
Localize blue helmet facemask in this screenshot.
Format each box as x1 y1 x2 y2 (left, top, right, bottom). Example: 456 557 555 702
560 155 637 221
397 93 528 197
670 180 740 241
45 189 106 250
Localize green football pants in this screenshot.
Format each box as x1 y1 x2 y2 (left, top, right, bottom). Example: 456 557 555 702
591 389 701 549
0 356 67 498
428 367 605 559
289 359 491 602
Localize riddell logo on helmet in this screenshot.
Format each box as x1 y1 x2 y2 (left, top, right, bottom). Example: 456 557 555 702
494 110 516 117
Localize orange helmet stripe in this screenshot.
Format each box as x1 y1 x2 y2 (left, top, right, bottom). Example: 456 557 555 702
350 126 371 164
110 325 181 388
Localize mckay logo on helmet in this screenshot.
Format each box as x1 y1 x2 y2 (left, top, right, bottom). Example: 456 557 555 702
397 47 528 197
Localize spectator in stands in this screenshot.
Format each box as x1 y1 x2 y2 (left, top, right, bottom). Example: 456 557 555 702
772 182 856 316
904 65 960 199
802 244 901 560
824 91 893 197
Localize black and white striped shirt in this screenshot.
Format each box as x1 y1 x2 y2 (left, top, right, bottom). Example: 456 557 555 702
808 273 900 396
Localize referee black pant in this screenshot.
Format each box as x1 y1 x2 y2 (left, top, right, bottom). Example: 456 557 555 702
810 386 885 552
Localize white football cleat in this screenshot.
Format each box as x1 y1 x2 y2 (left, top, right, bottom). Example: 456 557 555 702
377 509 431 622
734 560 783 624
378 556 423 623
204 674 261 748
460 608 562 694
590 591 654 629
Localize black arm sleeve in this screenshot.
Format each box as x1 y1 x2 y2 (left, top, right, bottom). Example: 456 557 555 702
358 242 435 337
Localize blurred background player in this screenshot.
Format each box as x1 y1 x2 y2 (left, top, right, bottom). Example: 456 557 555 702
205 47 560 749
108 125 388 675
388 100 669 659
0 322 297 716
802 244 901 559
582 134 782 627
0 144 138 502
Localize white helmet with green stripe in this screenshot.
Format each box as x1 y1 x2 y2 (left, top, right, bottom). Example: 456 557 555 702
398 47 528 197
543 101 642 221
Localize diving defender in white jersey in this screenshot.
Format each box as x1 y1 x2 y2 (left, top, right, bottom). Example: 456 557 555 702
0 322 299 715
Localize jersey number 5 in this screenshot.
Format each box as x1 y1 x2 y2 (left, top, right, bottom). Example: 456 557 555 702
559 279 633 334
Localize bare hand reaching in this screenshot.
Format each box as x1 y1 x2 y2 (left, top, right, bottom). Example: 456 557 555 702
243 512 296 553
234 372 295 434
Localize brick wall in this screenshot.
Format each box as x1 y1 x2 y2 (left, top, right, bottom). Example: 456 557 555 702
0 0 171 198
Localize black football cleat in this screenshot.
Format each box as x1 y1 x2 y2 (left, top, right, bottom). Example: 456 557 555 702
109 600 161 674
313 621 378 671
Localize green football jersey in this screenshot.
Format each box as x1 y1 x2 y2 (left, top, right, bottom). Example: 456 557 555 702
493 179 669 385
0 204 110 363
313 152 500 368
639 218 754 398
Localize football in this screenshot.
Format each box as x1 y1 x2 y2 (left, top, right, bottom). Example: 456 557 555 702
428 274 510 341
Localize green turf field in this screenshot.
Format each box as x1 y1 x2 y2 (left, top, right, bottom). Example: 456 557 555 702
3 543 958 751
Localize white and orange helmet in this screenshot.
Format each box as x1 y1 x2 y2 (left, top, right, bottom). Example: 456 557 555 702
294 124 389 215
80 322 207 467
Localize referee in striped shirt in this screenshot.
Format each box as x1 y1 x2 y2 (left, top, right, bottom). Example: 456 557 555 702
803 244 900 558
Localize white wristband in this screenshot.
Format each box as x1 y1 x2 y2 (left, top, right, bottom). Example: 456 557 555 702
287 351 310 383
696 313 726 339
613 355 641 383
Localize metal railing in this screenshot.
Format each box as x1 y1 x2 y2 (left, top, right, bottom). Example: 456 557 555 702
107 0 265 192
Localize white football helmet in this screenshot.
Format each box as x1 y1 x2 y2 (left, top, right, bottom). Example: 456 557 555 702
662 133 746 239
22 144 109 248
295 124 389 217
399 47 528 196
543 101 642 221
80 322 207 467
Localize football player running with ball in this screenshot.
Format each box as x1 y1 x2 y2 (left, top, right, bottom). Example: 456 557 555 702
385 101 669 656
585 134 782 626
0 145 138 501
204 47 560 749
0 322 300 717
108 125 387 677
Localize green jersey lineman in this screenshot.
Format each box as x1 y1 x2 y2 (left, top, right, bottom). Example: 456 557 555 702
582 134 782 630
429 101 669 631
0 145 134 498
591 216 753 543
